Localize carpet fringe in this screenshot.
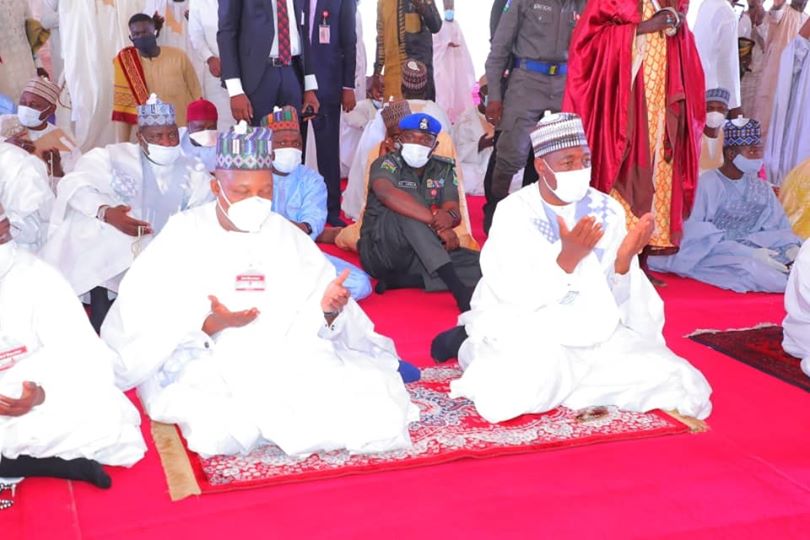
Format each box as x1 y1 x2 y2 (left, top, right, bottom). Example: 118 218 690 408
664 411 710 433
686 322 778 338
151 421 201 502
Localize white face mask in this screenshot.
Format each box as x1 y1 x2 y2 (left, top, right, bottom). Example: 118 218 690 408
189 129 218 147
145 142 182 166
705 111 726 130
272 147 302 174
17 105 46 128
217 181 273 233
733 154 763 174
401 143 432 168
543 160 592 204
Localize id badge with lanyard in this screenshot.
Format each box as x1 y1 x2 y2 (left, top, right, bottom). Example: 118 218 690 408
319 10 331 44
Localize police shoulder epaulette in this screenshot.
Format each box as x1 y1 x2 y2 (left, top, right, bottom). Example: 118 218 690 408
379 154 401 174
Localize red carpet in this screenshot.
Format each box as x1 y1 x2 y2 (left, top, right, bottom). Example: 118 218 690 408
4 197 810 539
164 367 686 499
690 325 810 393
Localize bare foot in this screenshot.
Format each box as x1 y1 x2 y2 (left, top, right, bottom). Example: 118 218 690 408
317 227 342 245
666 410 709 433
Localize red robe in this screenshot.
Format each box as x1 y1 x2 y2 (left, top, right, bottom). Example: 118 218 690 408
562 0 705 246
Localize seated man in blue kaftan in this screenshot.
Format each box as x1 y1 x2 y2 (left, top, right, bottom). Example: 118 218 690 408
263 107 372 301
648 118 802 293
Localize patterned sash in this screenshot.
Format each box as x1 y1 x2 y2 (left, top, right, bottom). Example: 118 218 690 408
112 47 149 125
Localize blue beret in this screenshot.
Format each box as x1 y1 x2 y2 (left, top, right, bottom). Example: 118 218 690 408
399 113 441 136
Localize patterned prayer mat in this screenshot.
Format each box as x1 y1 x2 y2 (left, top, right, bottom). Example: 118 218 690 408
690 325 810 392
152 367 691 501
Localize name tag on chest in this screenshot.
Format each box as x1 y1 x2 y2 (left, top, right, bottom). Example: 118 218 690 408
319 25 331 44
235 272 266 292
0 345 29 372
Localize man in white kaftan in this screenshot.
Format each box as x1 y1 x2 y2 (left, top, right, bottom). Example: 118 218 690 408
435 113 712 424
39 95 211 331
753 0 808 139
693 0 741 112
102 123 417 457
188 0 234 131
432 0 475 125
739 0 768 114
0 142 53 253
783 241 810 376
765 20 810 187
649 118 802 293
0 77 81 179
0 211 145 486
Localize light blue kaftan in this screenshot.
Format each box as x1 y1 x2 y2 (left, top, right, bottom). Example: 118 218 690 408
648 169 802 292
273 164 372 300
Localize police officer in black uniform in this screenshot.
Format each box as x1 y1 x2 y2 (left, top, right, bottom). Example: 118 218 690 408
358 113 481 312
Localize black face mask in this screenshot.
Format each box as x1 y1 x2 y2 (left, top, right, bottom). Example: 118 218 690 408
132 34 158 54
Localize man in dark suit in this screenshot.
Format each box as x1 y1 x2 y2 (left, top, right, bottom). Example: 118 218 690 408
303 0 357 226
218 0 321 125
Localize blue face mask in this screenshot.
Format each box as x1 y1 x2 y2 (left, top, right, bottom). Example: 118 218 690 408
733 153 763 174
444 9 455 21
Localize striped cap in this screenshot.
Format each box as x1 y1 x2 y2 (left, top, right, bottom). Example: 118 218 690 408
723 117 761 147
530 111 588 157
22 77 61 107
261 105 299 132
706 87 731 107
137 93 176 127
216 121 273 170
380 98 412 131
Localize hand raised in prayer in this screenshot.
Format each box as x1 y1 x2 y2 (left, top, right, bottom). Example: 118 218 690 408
202 295 259 336
0 382 45 417
103 205 152 237
556 215 604 274
230 94 254 123
303 91 321 115
615 213 654 275
485 100 502 127
207 56 221 78
321 269 351 315
342 89 357 113
438 228 460 251
42 148 64 178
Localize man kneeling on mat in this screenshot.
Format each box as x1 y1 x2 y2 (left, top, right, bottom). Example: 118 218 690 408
431 113 713 425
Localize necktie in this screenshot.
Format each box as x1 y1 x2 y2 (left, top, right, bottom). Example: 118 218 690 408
277 0 292 65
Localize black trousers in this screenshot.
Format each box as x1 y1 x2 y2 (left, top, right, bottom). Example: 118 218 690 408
247 62 304 126
359 211 481 292
303 100 342 218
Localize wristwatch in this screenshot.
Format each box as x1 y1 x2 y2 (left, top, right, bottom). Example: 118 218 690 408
96 205 110 222
302 222 313 235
